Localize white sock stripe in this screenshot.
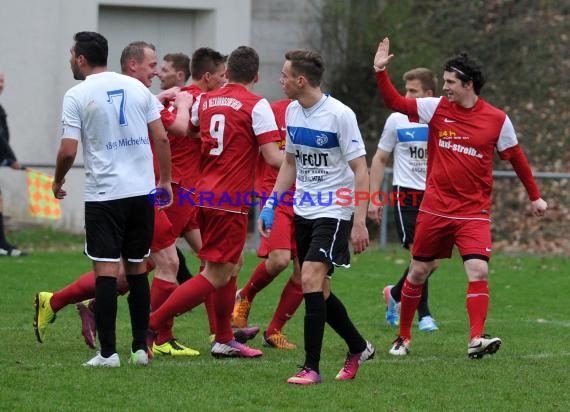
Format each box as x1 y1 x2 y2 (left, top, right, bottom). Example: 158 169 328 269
401 291 422 299
466 293 489 298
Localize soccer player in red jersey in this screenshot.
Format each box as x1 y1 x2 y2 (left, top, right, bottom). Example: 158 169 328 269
232 98 304 350
148 46 283 358
373 37 548 358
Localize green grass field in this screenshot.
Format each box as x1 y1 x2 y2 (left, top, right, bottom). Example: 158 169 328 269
1 229 569 411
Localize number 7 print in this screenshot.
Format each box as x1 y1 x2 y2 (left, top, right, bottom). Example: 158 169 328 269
107 89 127 126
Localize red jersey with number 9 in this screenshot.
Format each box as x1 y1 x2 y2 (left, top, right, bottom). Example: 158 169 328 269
191 83 280 213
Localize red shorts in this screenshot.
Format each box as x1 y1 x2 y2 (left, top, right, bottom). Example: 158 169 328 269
258 203 297 258
197 208 248 264
151 208 177 253
164 184 200 236
412 212 492 260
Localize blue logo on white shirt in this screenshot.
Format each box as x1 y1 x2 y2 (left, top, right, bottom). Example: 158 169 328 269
397 127 428 142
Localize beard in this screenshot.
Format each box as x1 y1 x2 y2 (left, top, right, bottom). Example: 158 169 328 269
71 62 85 80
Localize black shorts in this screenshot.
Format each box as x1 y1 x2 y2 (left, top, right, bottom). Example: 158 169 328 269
84 195 154 262
393 186 424 249
294 215 351 277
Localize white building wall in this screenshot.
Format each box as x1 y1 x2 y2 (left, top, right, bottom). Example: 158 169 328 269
0 0 319 233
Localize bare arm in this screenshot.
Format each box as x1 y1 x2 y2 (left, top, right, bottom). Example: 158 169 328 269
260 141 284 170
349 155 370 254
52 138 78 199
148 119 173 209
367 149 390 224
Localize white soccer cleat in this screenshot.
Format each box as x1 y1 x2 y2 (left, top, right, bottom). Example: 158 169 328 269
389 336 410 356
468 335 502 359
83 352 120 367
129 349 149 366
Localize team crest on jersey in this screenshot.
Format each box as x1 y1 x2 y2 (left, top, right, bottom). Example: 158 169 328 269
315 133 329 146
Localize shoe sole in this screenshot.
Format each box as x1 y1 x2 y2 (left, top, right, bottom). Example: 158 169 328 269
468 340 502 359
211 352 262 358
33 294 55 344
233 328 259 344
76 305 97 349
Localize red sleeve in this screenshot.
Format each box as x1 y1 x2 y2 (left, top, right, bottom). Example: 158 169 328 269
160 108 176 129
500 144 541 201
375 70 419 121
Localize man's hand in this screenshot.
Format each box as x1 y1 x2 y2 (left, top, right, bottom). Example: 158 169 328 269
531 198 548 217
52 179 67 199
9 160 22 170
156 181 173 210
173 91 193 110
156 86 181 104
350 221 369 254
374 38 395 70
257 198 277 238
367 203 383 224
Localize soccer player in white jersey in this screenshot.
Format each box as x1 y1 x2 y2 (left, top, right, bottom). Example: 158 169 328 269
374 37 547 359
368 68 439 332
259 50 375 385
50 32 172 367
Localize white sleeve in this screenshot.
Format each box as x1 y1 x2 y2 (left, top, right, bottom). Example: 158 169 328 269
284 103 295 154
339 108 366 162
496 115 519 152
190 93 204 127
377 113 398 152
61 92 81 141
147 93 162 123
416 97 441 124
252 98 278 136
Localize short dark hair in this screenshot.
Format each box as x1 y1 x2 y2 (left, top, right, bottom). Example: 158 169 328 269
120 41 156 72
403 68 438 93
191 47 227 80
163 53 191 82
443 52 486 95
284 49 325 87
73 31 108 67
227 46 259 83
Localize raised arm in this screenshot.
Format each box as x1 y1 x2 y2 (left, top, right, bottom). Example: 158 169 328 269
373 38 418 115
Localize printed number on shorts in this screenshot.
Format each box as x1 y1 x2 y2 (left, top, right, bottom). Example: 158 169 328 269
107 89 127 126
209 114 225 155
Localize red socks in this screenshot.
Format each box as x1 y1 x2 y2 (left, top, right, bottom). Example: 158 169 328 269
399 278 424 340
151 277 177 344
466 280 489 339
50 271 96 312
266 278 303 335
213 276 237 343
149 274 215 331
240 261 275 301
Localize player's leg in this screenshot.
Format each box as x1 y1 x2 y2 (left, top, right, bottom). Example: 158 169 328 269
458 219 501 359
263 256 302 349
233 204 293 327
287 216 327 385
390 213 450 356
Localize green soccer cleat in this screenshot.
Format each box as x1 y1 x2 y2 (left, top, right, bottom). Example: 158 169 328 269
34 292 56 343
152 338 200 357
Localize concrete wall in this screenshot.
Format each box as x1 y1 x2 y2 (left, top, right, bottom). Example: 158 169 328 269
0 0 318 233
